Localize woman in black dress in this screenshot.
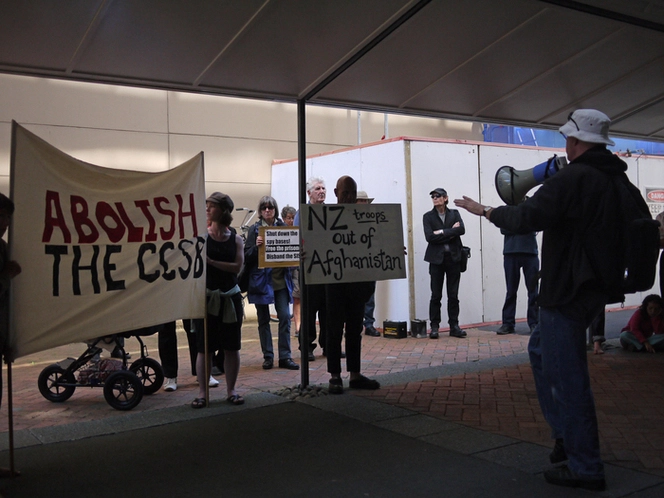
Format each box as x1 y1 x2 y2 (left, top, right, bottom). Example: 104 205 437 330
192 192 245 408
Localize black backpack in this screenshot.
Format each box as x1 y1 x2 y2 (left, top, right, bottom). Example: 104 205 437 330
614 177 660 295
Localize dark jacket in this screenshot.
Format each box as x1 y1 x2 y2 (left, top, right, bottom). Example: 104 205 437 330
244 219 293 305
490 146 644 307
423 207 465 264
501 230 538 255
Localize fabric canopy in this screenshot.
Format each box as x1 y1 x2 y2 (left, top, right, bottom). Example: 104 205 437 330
1 1 663 141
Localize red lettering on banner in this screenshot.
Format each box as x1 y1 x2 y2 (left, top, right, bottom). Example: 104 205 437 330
114 202 144 242
71 195 100 243
95 202 125 243
154 197 176 240
41 192 200 244
42 190 72 243
177 193 198 238
134 200 158 242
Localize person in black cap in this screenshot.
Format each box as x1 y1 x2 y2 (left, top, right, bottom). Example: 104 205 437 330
423 187 466 339
192 191 245 408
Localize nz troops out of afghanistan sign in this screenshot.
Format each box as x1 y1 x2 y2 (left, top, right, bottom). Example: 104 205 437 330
300 203 406 285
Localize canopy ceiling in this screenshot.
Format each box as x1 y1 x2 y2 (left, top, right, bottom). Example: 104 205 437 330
1 0 663 141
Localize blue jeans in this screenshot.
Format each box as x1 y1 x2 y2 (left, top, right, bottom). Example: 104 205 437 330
256 287 291 360
620 330 664 351
528 307 604 479
502 254 539 329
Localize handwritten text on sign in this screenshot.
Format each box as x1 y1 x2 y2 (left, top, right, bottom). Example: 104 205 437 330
301 203 406 284
258 226 300 268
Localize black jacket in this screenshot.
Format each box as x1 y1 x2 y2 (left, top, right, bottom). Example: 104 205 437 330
490 146 644 307
423 207 465 264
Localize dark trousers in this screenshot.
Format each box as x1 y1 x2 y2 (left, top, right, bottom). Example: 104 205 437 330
428 254 461 328
502 253 539 328
158 321 179 379
660 251 664 297
325 281 375 375
182 318 214 376
299 284 327 353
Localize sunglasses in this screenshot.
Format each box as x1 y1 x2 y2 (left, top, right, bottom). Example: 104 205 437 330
431 194 441 199
260 205 275 211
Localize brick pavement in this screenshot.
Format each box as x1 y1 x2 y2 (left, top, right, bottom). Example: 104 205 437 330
3 315 663 479
355 344 664 478
1 320 528 433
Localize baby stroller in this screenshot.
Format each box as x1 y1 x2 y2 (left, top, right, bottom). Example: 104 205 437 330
37 325 165 411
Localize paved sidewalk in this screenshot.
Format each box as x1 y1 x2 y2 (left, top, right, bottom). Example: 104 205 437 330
1 319 530 434
1 308 663 497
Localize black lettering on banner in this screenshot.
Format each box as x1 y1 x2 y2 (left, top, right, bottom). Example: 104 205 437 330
103 245 126 291
159 241 176 281
193 236 205 278
72 245 100 295
178 239 193 279
138 243 160 283
45 245 68 296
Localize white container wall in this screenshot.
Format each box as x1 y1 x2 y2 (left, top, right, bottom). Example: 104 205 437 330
272 138 663 330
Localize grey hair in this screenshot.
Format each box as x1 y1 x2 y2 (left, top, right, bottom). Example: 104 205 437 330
257 195 279 221
281 205 296 218
306 177 326 192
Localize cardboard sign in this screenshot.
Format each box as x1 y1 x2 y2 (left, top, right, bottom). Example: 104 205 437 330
258 226 300 268
300 203 406 284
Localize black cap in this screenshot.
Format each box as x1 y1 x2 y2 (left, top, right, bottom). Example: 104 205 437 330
429 188 447 197
206 192 234 211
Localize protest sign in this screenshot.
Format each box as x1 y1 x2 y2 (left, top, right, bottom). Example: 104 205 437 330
300 203 406 285
258 226 299 268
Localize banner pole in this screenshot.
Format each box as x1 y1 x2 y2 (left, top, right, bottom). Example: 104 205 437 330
204 315 209 407
6 359 16 476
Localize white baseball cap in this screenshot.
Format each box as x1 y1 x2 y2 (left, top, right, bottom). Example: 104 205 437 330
559 109 615 146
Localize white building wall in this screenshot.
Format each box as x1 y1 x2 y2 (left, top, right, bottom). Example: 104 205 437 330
272 138 662 330
0 72 480 323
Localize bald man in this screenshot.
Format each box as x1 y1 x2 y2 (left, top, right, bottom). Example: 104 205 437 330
325 176 380 394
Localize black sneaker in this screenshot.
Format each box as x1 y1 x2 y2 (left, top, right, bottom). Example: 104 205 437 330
549 438 567 464
449 325 467 338
278 358 300 370
543 465 606 491
364 327 380 337
329 378 344 394
349 374 380 390
497 325 515 335
262 358 273 370
430 329 439 339
111 347 130 360
307 351 315 361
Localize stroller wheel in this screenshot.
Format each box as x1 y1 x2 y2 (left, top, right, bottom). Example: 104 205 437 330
103 371 144 410
38 364 76 402
130 358 164 394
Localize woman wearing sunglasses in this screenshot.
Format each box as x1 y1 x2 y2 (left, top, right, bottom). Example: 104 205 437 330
244 196 299 371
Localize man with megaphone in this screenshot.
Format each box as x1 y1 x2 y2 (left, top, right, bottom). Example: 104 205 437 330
455 109 642 492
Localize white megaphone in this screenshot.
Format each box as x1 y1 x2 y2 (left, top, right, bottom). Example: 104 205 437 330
495 155 567 205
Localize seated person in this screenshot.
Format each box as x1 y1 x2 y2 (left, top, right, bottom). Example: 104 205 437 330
620 294 664 353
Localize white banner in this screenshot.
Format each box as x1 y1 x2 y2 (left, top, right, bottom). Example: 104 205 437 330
8 123 207 359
